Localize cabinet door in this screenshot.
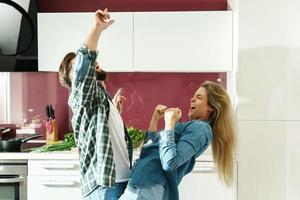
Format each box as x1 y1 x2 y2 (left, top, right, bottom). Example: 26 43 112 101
28 160 80 176
38 12 133 72
134 11 233 72
28 175 81 200
178 162 237 200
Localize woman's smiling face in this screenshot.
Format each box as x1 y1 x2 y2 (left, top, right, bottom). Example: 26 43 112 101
188 87 213 120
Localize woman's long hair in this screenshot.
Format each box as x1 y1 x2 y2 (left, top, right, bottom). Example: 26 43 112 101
201 81 236 186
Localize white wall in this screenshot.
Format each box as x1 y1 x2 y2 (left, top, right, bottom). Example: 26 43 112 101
227 0 238 109
238 0 300 199
9 73 24 124
0 73 9 123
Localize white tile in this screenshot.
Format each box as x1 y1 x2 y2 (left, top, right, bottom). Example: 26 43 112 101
237 47 300 120
238 120 300 200
238 0 300 121
286 121 300 200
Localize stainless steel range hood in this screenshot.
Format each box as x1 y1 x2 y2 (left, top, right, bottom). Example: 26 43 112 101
0 0 38 72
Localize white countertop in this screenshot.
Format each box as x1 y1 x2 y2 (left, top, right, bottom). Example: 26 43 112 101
0 151 213 161
0 151 79 160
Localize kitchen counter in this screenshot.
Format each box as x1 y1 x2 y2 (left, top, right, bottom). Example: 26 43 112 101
0 151 213 161
0 151 79 160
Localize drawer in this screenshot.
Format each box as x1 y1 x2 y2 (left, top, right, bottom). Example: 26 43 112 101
28 160 80 176
28 175 81 200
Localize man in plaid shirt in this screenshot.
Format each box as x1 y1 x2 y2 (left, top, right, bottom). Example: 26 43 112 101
58 8 132 200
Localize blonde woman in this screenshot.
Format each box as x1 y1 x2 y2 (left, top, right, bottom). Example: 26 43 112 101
120 80 236 200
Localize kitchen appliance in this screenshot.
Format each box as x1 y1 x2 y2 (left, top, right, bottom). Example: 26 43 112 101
0 0 38 71
0 159 27 200
0 134 41 152
0 124 17 139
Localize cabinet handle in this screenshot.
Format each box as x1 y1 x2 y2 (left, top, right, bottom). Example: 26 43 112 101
192 165 216 173
41 163 76 169
0 176 24 183
41 180 77 186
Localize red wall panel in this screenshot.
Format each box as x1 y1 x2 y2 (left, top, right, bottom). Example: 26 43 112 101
106 72 226 130
15 72 225 139
18 72 69 140
38 0 227 12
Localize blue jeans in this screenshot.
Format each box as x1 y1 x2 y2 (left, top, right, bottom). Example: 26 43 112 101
84 182 128 200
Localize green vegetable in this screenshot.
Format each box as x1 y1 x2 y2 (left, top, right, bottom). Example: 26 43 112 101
127 127 145 149
31 133 76 152
63 133 75 144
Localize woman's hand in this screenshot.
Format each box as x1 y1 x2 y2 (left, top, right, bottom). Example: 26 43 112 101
94 8 114 30
152 104 168 120
164 108 182 130
148 104 167 132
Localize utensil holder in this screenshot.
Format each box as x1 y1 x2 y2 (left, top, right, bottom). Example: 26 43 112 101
46 119 58 143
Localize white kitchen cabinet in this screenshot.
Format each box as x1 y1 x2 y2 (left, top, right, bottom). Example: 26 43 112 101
26 157 237 200
38 11 233 73
28 160 80 175
133 11 233 72
28 175 81 200
179 161 237 200
38 12 133 72
28 159 81 200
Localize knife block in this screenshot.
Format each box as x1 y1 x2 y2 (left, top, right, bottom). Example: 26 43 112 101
46 119 58 143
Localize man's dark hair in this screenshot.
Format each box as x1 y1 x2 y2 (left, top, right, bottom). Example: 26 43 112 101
96 70 107 81
58 52 76 89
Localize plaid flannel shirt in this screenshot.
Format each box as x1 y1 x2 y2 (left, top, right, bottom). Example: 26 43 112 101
68 46 115 197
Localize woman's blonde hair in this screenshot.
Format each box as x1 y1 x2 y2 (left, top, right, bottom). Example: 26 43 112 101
201 80 236 186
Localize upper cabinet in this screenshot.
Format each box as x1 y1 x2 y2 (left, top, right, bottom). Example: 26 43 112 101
38 11 233 72
38 12 133 72
133 11 233 72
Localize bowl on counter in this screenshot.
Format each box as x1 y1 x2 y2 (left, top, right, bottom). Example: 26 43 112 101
29 123 42 129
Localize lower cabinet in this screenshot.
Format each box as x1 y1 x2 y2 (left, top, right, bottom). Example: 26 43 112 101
27 159 237 200
178 161 237 200
28 175 81 200
28 160 81 200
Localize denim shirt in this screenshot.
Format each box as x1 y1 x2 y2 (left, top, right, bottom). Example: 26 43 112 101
129 120 212 200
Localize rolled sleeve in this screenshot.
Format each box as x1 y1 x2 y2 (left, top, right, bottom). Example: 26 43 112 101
158 121 212 172
78 45 98 60
75 45 98 81
70 45 104 108
159 130 175 144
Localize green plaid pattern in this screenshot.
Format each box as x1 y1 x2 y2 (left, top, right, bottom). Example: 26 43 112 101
69 46 115 197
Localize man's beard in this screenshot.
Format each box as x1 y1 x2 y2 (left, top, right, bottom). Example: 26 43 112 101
96 70 107 81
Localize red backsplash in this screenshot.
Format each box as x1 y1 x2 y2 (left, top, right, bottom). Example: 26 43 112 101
15 72 225 138
37 0 227 12
106 72 226 130
13 72 70 140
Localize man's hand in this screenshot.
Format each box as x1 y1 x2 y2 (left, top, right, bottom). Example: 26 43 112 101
164 108 182 130
94 8 114 31
84 8 114 51
112 88 126 113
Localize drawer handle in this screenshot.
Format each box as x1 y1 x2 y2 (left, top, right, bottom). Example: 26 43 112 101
0 176 25 183
41 163 76 169
192 166 216 173
41 180 77 186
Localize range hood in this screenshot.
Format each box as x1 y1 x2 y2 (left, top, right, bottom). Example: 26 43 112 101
0 0 38 72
